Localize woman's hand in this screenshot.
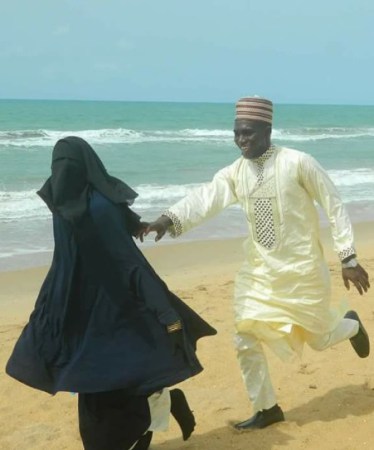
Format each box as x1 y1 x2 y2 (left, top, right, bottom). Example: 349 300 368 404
134 221 150 242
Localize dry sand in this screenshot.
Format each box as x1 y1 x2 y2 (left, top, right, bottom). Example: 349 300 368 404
0 222 373 450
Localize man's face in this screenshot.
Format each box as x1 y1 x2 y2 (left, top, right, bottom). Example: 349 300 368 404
234 119 271 159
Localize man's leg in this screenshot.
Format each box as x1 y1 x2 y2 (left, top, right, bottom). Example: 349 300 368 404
146 388 195 441
344 311 370 358
305 311 369 357
170 388 196 441
234 333 284 430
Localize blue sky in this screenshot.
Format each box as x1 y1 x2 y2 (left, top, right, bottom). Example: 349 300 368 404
1 0 373 104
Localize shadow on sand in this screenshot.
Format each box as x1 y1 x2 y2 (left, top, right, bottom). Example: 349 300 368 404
151 383 374 449
286 383 374 425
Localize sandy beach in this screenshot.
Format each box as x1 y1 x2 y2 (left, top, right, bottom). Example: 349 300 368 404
1 222 373 450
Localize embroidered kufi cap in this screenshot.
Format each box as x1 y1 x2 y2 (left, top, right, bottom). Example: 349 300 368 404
235 96 273 124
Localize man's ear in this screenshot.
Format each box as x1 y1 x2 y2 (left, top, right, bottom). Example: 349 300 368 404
263 125 272 147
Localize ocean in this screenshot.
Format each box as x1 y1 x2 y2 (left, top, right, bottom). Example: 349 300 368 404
1 100 373 271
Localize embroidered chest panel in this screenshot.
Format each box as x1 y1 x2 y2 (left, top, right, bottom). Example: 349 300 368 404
247 147 279 250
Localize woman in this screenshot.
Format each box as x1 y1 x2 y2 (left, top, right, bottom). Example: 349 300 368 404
6 136 216 450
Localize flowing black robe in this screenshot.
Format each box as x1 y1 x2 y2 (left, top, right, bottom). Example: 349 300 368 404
6 190 216 395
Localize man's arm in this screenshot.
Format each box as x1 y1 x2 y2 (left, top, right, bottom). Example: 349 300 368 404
299 153 370 295
144 165 238 241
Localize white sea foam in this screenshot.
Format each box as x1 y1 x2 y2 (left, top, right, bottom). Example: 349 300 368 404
328 168 374 186
0 247 51 259
0 128 232 147
1 168 374 223
134 183 202 208
0 190 50 222
1 127 374 147
272 128 374 142
0 184 204 222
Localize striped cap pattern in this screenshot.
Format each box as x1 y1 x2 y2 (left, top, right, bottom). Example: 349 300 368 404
235 96 273 124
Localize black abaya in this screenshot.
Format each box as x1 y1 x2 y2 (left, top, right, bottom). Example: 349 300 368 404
6 191 216 395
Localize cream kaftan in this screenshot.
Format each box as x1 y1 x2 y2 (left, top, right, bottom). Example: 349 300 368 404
164 146 356 359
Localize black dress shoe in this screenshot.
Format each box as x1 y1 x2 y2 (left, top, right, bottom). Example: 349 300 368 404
132 431 153 450
170 388 196 440
234 404 285 430
344 310 370 358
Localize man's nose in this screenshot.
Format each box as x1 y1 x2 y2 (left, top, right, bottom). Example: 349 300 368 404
238 134 248 144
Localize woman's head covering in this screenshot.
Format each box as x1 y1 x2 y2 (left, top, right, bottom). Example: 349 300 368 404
235 96 273 124
38 136 138 222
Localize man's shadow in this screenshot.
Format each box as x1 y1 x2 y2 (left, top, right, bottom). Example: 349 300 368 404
151 384 374 449
286 383 374 425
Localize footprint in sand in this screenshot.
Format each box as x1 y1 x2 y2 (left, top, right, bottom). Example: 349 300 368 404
196 285 208 292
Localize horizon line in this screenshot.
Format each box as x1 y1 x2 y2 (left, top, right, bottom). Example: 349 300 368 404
0 98 373 107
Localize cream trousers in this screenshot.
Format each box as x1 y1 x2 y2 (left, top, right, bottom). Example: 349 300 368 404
235 317 359 413
147 389 171 432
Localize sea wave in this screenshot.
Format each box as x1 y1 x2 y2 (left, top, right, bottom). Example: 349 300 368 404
0 128 233 147
1 126 374 147
0 185 203 222
0 190 50 221
328 168 374 186
1 168 374 222
272 127 374 142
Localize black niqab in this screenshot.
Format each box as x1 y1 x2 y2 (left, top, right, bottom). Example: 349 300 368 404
38 136 138 222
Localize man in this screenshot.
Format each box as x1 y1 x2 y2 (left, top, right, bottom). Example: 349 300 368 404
143 97 371 430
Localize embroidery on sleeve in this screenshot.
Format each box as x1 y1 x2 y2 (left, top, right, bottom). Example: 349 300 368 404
162 211 183 237
338 247 356 262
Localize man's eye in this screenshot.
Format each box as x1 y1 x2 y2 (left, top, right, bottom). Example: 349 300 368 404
235 131 252 138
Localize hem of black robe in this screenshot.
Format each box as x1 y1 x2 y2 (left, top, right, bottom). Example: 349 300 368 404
6 362 203 396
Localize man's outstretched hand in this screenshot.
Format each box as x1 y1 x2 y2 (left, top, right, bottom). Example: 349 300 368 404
342 264 370 295
136 215 173 242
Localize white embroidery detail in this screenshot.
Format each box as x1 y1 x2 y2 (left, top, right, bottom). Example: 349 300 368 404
251 146 277 249
338 247 356 262
162 211 183 237
254 199 276 249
